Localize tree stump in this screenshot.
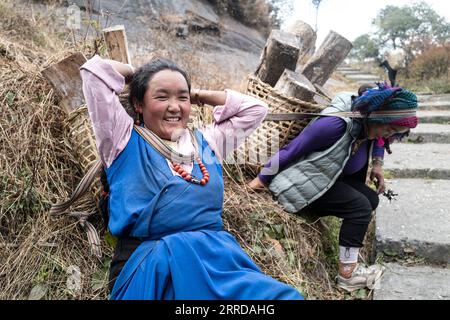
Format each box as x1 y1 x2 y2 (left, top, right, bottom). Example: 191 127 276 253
42 52 87 114
102 25 132 65
300 30 352 86
274 69 316 102
254 30 303 87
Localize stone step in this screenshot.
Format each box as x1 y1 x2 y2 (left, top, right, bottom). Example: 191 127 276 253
344 74 382 81
336 67 361 72
417 94 450 103
338 70 367 75
407 124 450 143
419 101 450 111
418 110 450 124
384 143 450 179
375 178 450 263
373 263 450 300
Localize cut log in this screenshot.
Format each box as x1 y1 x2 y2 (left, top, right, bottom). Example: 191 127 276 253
42 52 87 114
254 30 303 87
300 30 352 86
102 25 132 64
274 69 316 102
102 25 135 117
285 20 316 69
313 83 332 100
312 83 332 105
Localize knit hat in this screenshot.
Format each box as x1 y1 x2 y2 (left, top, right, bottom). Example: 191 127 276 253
352 83 418 128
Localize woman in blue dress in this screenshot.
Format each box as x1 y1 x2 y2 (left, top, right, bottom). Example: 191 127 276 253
80 55 303 300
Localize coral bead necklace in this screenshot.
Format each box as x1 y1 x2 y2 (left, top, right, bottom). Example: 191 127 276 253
171 157 210 186
134 124 208 185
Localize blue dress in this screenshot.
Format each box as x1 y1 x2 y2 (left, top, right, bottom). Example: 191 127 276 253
107 128 303 300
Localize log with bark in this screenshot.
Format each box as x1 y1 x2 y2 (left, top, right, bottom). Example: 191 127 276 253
300 30 352 86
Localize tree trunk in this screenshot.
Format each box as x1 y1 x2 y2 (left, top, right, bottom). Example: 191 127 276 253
274 69 316 102
102 25 132 64
300 31 353 86
254 30 303 87
42 52 87 114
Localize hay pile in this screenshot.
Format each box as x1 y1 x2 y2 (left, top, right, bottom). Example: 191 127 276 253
0 1 342 299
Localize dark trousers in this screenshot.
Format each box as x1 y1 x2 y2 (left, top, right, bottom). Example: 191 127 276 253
308 168 379 248
108 237 142 293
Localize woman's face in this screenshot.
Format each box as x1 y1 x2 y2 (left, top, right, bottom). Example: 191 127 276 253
367 123 409 140
137 69 191 141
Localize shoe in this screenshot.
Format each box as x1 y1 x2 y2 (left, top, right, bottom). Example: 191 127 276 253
336 264 385 292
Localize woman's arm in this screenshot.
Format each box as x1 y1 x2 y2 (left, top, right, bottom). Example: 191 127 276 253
103 59 135 82
197 89 268 161
256 116 347 186
190 89 227 107
79 55 134 168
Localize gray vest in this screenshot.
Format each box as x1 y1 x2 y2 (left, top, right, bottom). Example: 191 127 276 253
268 92 363 213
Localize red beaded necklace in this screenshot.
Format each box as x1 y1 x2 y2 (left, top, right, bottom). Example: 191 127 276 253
171 157 210 186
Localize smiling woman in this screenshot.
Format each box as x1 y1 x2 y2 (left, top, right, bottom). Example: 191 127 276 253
79 55 303 300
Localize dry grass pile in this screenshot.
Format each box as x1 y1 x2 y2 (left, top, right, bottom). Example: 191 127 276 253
0 1 343 299
0 1 113 299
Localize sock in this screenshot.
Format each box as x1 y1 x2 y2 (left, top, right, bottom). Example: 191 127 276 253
339 246 359 264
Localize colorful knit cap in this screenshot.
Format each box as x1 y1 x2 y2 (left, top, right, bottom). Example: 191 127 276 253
352 82 418 128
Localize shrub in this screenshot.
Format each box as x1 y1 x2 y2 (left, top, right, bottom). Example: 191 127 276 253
206 0 280 34
410 44 450 80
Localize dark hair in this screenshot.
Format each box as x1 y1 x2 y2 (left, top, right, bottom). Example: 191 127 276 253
128 58 191 120
358 84 375 96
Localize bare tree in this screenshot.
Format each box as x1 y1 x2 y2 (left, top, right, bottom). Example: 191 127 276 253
312 0 323 32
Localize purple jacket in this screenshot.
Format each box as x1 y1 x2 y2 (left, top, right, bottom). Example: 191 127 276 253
258 116 384 185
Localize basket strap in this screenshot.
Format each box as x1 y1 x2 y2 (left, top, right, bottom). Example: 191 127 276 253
49 159 103 259
50 159 103 215
133 124 198 164
265 109 417 121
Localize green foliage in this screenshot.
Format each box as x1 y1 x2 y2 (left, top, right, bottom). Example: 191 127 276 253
350 34 380 61
6 91 16 106
373 5 418 49
373 2 449 51
373 1 450 63
320 217 341 271
426 77 450 94
351 1 450 90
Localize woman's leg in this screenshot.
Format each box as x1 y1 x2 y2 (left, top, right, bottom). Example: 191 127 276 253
308 178 383 291
309 179 375 248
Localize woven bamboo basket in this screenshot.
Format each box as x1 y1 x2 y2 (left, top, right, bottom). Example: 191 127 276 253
233 74 326 170
64 105 101 201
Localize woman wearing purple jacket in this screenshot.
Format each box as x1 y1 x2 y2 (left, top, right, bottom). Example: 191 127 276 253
249 84 418 292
